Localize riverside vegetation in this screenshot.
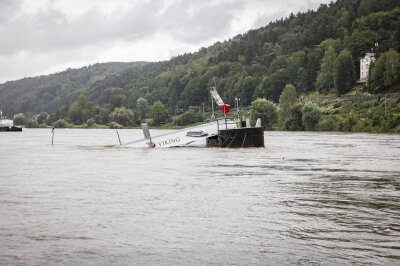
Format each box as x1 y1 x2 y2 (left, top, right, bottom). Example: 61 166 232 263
2 0 400 132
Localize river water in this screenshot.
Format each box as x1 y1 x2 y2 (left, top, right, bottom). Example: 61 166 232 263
0 129 399 265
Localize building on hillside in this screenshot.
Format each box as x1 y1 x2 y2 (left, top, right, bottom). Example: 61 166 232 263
14 113 24 118
359 53 375 83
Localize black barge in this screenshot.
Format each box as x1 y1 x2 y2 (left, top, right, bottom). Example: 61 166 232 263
0 125 22 132
206 118 264 148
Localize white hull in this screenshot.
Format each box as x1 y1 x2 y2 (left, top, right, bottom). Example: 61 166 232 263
122 120 237 148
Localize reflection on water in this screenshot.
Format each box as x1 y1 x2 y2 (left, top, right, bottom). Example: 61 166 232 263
0 129 399 265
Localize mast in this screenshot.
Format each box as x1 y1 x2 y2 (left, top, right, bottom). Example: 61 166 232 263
210 78 224 120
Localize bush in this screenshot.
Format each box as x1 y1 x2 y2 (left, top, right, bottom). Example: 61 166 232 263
284 104 304 131
109 107 134 127
340 115 357 131
109 122 123 129
352 118 372 132
86 118 96 127
174 110 203 126
386 114 400 129
13 116 26 126
54 119 67 128
25 119 39 128
316 117 339 131
302 102 321 131
250 98 278 129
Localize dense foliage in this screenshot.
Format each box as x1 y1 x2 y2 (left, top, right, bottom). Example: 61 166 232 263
1 0 399 131
0 62 148 115
250 98 278 130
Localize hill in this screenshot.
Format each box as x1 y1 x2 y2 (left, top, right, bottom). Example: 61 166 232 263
1 0 399 119
82 0 400 111
0 62 149 115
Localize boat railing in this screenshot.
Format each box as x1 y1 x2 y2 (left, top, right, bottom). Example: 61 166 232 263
204 117 241 131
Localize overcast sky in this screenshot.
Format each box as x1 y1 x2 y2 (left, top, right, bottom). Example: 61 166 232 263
0 0 332 83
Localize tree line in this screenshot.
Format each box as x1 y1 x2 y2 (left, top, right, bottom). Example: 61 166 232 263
2 0 400 131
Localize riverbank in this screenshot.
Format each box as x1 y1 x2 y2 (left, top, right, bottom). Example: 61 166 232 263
19 96 400 133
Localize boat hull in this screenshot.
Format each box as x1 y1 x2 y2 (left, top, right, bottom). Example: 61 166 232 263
123 120 236 148
206 127 264 148
0 126 22 132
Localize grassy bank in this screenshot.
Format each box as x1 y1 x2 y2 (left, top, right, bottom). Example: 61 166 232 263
316 97 400 133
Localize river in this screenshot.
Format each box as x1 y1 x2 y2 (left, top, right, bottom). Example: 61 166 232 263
0 129 399 265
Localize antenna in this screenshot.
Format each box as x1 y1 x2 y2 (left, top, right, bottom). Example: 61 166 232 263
235 98 240 119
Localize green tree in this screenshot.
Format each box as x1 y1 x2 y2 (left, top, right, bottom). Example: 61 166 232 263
316 46 336 93
250 98 278 130
13 116 26 126
136 98 149 120
174 110 203 126
109 95 125 110
68 101 83 124
55 105 68 120
150 101 168 126
368 49 400 93
77 94 88 108
36 112 48 124
334 49 355 94
109 107 134 127
86 117 96 127
54 119 67 128
285 104 304 131
68 94 90 124
278 84 297 128
25 119 39 128
302 102 322 131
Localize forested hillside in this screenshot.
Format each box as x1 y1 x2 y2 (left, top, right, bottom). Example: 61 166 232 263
0 62 148 115
83 0 399 111
1 0 399 121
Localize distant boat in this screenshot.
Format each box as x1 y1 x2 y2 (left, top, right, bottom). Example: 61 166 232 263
0 110 22 132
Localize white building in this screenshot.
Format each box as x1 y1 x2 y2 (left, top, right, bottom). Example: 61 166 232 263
360 53 375 82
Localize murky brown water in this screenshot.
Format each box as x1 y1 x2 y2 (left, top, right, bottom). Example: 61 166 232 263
1 129 399 265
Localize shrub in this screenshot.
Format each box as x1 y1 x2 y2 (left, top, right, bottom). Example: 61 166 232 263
386 114 400 129
250 98 278 130
352 119 372 132
109 107 134 127
86 118 96 127
174 110 203 126
284 104 304 131
13 116 26 126
54 119 67 128
109 122 123 129
25 119 39 128
302 102 321 131
316 117 339 131
340 115 357 131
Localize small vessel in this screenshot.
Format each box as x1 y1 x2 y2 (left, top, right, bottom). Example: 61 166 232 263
0 110 22 132
186 130 208 137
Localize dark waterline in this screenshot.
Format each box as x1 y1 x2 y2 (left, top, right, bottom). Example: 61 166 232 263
0 129 399 265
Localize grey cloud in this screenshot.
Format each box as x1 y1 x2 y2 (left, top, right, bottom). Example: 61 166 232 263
251 0 332 29
0 0 243 56
159 0 244 43
0 0 22 22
